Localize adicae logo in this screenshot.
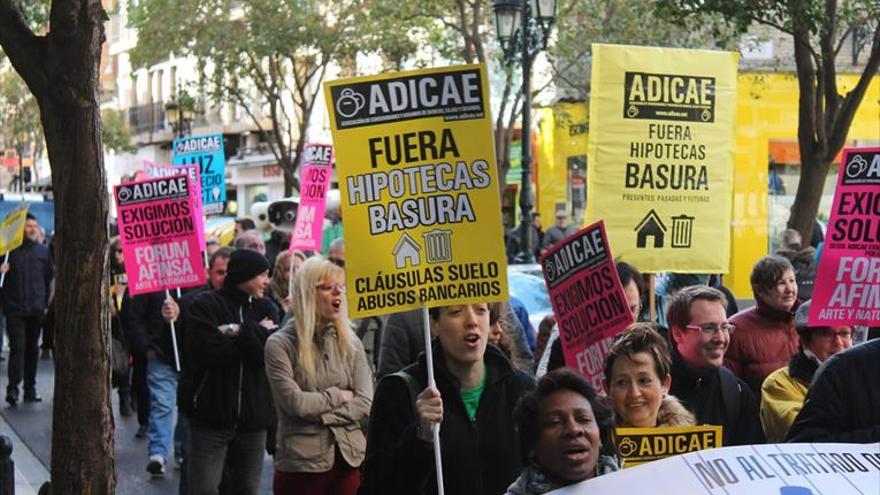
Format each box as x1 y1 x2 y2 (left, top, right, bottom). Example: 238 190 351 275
617 437 638 457
846 155 868 178
336 88 366 118
117 186 132 202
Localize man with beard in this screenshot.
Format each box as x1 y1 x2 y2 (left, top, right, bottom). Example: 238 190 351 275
668 286 764 446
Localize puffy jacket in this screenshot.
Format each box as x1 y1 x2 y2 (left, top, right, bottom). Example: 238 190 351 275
180 286 280 431
760 351 817 443
669 348 765 447
786 339 880 443
2 239 53 317
360 342 535 495
265 322 373 473
726 300 800 394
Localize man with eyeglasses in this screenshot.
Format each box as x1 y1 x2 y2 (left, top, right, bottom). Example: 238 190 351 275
667 286 764 446
760 300 853 443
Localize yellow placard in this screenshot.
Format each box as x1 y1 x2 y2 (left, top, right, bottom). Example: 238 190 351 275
586 44 738 273
615 425 723 467
0 204 29 255
324 64 508 318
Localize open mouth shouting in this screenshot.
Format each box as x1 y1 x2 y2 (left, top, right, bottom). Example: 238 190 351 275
464 333 482 349
560 444 591 463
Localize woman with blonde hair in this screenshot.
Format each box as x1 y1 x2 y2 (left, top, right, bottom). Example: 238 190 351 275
265 257 372 495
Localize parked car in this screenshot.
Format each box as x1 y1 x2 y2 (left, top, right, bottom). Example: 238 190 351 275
507 264 552 331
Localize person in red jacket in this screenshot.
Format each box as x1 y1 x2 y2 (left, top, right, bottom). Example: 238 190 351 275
725 255 799 394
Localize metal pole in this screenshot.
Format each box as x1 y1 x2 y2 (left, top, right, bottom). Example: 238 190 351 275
516 3 535 264
17 146 23 193
0 435 13 495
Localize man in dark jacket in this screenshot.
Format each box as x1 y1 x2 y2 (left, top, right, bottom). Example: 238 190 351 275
785 339 880 443
1 213 53 406
539 210 575 254
361 304 535 495
182 249 279 495
667 286 765 446
175 246 232 492
123 287 181 476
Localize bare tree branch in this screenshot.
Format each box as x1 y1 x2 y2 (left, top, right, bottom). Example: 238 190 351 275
0 0 45 95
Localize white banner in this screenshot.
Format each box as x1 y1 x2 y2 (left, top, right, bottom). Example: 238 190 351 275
550 443 880 495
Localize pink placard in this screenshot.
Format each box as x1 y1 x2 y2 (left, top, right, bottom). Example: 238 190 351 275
142 160 206 250
290 143 334 252
809 147 880 327
115 174 205 295
540 221 634 394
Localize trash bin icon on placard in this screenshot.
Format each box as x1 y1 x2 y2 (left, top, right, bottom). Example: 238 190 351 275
670 215 695 248
423 230 453 263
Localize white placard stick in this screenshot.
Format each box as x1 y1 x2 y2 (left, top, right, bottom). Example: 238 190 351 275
422 307 445 495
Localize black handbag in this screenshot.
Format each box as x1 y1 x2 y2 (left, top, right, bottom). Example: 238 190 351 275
111 337 130 377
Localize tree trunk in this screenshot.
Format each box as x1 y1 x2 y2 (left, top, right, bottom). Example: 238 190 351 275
786 153 831 244
0 1 116 492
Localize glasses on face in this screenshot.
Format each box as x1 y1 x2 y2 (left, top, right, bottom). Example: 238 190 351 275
329 257 345 268
315 283 345 293
685 323 735 335
816 329 853 340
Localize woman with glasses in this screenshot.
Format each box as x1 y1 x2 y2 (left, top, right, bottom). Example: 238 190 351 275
265 257 372 495
603 323 695 433
726 255 801 394
760 300 853 442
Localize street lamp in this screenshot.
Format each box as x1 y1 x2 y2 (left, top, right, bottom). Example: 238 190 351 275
165 98 194 138
493 0 556 264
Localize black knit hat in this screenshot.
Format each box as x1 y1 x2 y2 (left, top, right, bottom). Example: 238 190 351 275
224 249 269 286
793 300 822 340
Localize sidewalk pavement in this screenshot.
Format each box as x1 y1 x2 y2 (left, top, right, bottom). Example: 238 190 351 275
0 413 49 495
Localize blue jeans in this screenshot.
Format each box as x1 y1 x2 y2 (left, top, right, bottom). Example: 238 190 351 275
147 357 179 459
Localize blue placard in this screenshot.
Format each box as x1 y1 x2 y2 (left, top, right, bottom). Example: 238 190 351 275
172 133 226 215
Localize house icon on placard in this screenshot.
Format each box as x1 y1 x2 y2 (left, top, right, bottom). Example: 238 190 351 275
392 233 422 269
634 209 667 248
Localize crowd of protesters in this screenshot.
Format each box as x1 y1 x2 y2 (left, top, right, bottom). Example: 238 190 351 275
44 209 870 495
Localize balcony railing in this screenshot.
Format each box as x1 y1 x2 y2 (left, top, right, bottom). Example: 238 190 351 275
128 102 166 135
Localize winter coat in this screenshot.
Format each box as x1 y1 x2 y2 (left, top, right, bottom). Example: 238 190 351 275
264 322 373 473
377 305 534 380
360 342 535 495
122 289 183 365
669 348 765 447
655 395 697 427
785 339 880 443
726 300 800 394
760 351 818 443
541 225 575 251
503 457 619 495
180 286 280 431
2 239 53 317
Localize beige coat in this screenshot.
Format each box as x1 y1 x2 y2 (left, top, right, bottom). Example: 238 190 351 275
265 323 373 473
